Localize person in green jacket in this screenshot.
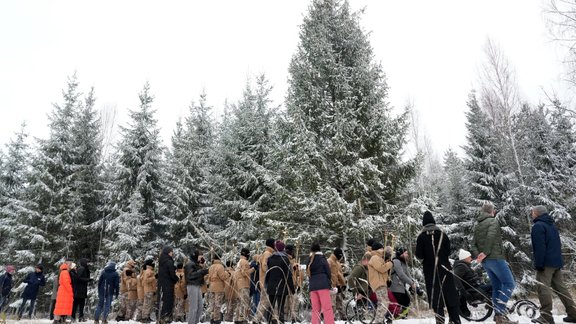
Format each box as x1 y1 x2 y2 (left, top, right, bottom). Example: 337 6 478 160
347 252 371 299
471 201 517 324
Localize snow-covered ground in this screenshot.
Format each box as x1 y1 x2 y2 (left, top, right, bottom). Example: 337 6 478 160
3 317 566 324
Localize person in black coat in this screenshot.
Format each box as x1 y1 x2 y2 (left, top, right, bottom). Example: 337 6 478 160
415 211 461 324
17 264 46 320
265 240 295 324
158 245 180 323
72 258 91 321
0 265 15 313
185 249 209 324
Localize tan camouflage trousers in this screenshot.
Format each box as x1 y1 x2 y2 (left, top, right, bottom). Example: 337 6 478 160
255 289 271 322
117 292 129 317
235 288 251 322
142 292 155 319
134 299 144 320
211 292 224 321
173 296 186 321
331 291 345 320
125 299 138 320
224 296 238 322
374 287 390 323
284 294 299 322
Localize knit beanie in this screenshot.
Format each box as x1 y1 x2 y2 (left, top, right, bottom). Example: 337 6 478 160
241 248 250 258
371 242 384 251
275 240 286 252
422 211 435 226
311 242 321 252
458 249 472 260
265 238 276 248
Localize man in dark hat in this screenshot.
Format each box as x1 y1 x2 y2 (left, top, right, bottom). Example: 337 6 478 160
255 238 276 323
328 247 346 320
17 264 46 320
265 240 295 324
158 246 179 323
416 211 461 324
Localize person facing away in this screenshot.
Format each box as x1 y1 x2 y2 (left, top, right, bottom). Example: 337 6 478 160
368 241 394 324
307 242 335 324
389 246 416 319
530 205 576 324
94 261 120 324
208 254 230 324
265 240 295 324
157 245 180 323
173 262 187 322
327 247 347 320
255 238 276 324
234 247 255 324
185 249 209 324
415 210 461 324
453 249 492 318
17 264 46 320
54 261 74 324
348 252 371 298
470 201 517 324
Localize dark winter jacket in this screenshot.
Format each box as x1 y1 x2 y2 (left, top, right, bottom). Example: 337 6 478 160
471 211 504 260
347 263 369 296
158 247 179 295
21 271 46 300
98 262 120 298
531 213 564 270
265 252 295 296
185 260 209 286
415 224 459 308
453 260 482 294
73 258 91 298
307 252 331 292
249 260 259 296
0 272 13 297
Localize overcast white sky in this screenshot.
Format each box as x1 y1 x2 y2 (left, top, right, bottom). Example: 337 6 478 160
0 0 570 158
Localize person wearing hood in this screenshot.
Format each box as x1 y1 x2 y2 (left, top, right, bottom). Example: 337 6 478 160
471 201 517 324
208 254 230 324
54 261 74 323
388 247 416 319
530 206 576 324
17 264 46 320
368 241 394 324
254 238 276 323
94 261 120 324
185 249 209 324
0 265 16 313
265 240 295 324
116 259 136 321
327 247 346 320
415 211 461 324
235 248 255 324
157 245 180 323
141 259 157 323
72 258 92 322
173 262 187 322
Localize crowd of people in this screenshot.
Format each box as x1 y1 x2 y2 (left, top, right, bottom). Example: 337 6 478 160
1 202 576 324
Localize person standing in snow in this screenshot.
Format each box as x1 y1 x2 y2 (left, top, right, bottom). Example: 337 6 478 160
173 262 187 322
116 259 136 321
234 248 254 324
415 211 461 324
53 261 74 323
254 238 276 323
389 247 416 319
0 265 16 313
94 261 120 324
72 258 92 322
185 249 209 324
307 242 335 324
17 264 46 320
208 254 230 324
471 201 517 324
265 240 295 324
530 205 576 324
368 242 394 324
157 246 180 324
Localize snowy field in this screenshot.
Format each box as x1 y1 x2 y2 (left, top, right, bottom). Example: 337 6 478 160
3 317 565 324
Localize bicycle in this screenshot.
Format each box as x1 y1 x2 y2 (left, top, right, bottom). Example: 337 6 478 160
345 294 376 324
460 295 539 322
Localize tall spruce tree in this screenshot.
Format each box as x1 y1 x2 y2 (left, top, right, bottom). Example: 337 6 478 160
105 83 164 260
212 76 278 241
278 0 416 247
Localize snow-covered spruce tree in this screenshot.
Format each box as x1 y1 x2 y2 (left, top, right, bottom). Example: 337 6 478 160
212 76 279 242
68 87 104 261
277 0 416 249
160 92 217 253
27 75 82 264
0 123 43 266
105 82 164 261
438 148 472 251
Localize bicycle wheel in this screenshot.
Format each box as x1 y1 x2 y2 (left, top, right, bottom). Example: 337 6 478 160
345 296 376 324
460 299 493 322
514 300 539 319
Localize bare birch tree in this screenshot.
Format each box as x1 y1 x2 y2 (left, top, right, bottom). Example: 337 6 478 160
545 0 576 85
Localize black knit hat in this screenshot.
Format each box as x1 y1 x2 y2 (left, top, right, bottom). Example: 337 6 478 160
372 242 384 251
334 248 343 260
311 242 321 252
144 259 154 267
366 238 375 247
422 210 435 226
265 238 276 248
396 246 407 258
36 264 44 272
285 244 295 256
176 262 184 269
241 248 250 258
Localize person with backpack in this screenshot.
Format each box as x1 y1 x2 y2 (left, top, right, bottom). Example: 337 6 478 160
368 242 394 324
94 261 120 324
17 264 46 320
388 247 416 320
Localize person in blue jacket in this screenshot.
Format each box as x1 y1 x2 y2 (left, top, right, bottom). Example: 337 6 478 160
17 264 46 320
94 261 120 324
531 205 576 324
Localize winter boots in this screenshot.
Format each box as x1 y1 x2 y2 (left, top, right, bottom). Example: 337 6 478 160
495 314 519 324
